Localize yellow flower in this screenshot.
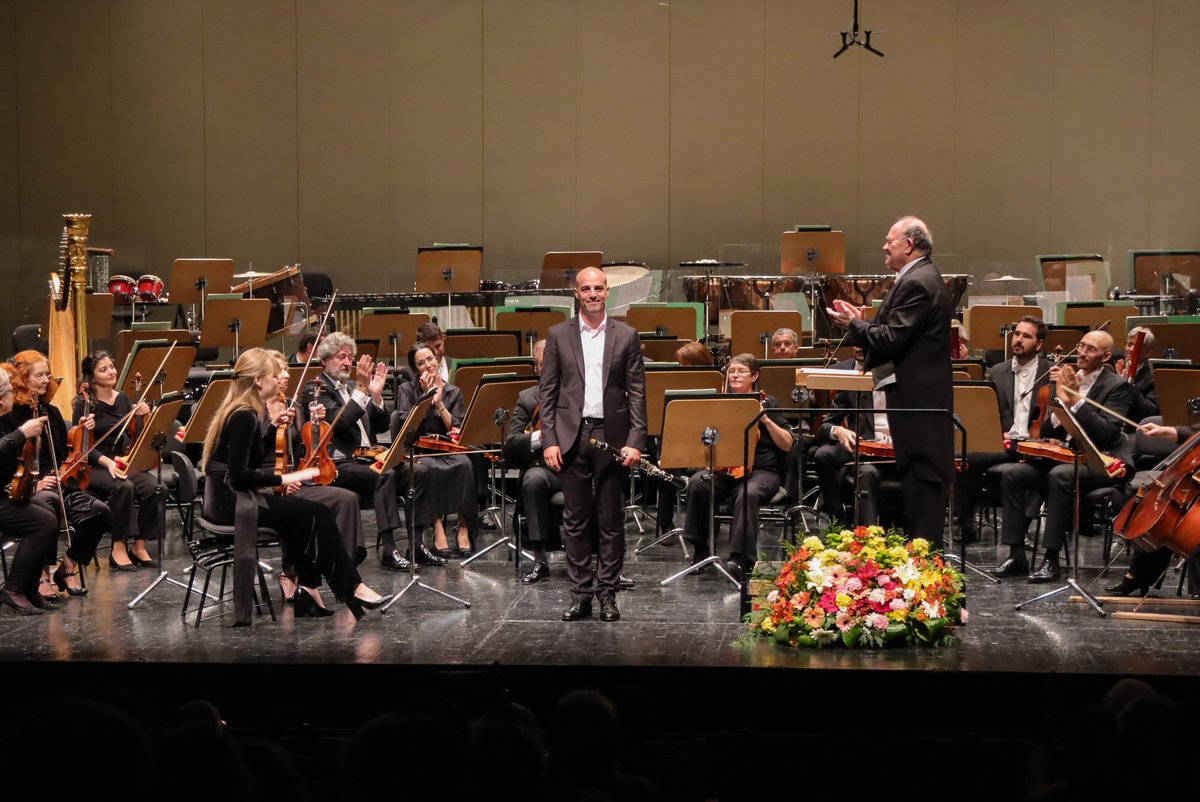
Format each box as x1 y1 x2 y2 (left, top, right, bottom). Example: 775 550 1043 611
835 593 852 610
910 538 931 555
888 609 908 621
761 617 777 634
867 525 885 536
802 536 824 553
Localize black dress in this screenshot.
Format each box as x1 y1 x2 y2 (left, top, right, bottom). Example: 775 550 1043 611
0 427 58 598
72 392 164 544
394 380 477 533
203 407 361 619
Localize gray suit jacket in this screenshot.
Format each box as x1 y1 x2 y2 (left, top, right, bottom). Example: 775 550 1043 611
539 315 647 454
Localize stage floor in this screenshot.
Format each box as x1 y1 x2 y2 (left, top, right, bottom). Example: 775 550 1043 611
2 509 1197 677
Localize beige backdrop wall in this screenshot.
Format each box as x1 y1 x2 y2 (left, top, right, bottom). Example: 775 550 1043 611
1 0 1198 338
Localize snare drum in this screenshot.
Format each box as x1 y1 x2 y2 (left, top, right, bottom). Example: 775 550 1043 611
108 275 136 305
137 274 164 303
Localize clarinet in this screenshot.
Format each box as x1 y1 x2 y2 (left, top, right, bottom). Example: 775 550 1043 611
590 437 688 490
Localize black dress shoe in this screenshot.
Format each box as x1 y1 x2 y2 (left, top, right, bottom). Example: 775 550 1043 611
2 590 43 616
520 561 549 584
1104 575 1149 597
723 560 745 583
412 544 448 566
457 545 474 559
562 600 593 621
292 588 335 618
618 574 636 590
434 547 455 560
1028 561 1062 583
52 565 88 597
380 549 411 571
990 558 1028 578
599 596 620 622
108 553 138 572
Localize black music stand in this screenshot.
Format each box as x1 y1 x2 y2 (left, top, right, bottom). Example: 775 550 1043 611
180 376 233 445
377 389 471 612
124 397 196 609
201 297 270 362
118 342 196 405
456 375 538 571
657 394 762 590
170 258 235 331
1014 399 1109 617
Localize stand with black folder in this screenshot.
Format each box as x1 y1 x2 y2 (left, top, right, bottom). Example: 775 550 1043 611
377 387 471 612
657 393 763 590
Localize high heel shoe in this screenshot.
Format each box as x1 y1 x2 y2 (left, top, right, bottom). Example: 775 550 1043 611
108 553 137 572
28 589 56 610
52 564 88 597
345 594 390 621
291 588 334 618
128 553 157 568
1104 575 1150 597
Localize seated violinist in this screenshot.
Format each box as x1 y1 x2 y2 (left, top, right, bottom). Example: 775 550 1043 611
1106 420 1200 597
956 316 1051 542
0 352 112 598
992 330 1134 581
812 347 885 526
264 351 366 591
73 351 165 571
391 343 477 559
308 332 425 570
681 353 795 581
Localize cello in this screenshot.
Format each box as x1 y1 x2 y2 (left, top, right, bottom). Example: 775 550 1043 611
1114 420 1200 557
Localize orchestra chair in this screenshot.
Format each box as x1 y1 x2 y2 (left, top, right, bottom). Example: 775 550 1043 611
11 323 46 355
184 515 280 628
953 380 1006 543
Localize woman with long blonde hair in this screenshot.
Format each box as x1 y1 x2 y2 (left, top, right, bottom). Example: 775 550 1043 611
201 348 387 625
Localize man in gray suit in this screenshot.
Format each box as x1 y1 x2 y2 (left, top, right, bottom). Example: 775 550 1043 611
827 216 953 549
540 267 648 622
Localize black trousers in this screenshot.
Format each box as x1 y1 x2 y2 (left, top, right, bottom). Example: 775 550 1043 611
332 460 404 547
0 499 58 596
559 420 626 601
31 488 109 565
813 444 883 525
999 460 1123 553
683 468 780 568
520 465 562 548
86 469 164 542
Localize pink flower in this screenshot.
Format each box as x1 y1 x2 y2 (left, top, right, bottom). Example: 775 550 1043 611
818 592 839 613
889 598 907 611
869 613 889 630
845 576 864 593
803 607 827 628
835 611 853 632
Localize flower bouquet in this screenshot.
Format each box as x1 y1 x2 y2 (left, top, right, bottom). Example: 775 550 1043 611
740 526 967 649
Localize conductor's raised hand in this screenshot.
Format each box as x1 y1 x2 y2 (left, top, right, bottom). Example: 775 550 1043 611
825 298 865 328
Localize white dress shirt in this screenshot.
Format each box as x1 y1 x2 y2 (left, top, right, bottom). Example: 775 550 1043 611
580 315 607 418
1008 357 1038 439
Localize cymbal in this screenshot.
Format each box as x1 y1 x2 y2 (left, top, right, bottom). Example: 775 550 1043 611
233 270 271 279
983 275 1030 283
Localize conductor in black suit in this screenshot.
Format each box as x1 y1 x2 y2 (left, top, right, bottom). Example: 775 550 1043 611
826 216 953 549
540 267 647 622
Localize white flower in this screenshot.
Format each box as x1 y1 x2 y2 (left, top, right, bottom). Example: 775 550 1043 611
811 628 837 645
868 588 886 604
895 562 920 585
960 608 969 623
766 589 779 604
903 588 916 601
921 600 944 619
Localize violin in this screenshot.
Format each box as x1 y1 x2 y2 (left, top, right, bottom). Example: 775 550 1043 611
127 371 144 438
855 438 968 472
415 434 470 454
524 403 541 435
720 391 768 479
1013 437 1126 478
9 400 40 502
58 382 93 490
1028 345 1063 441
1119 329 1146 383
273 390 290 495
353 446 386 460
297 386 338 485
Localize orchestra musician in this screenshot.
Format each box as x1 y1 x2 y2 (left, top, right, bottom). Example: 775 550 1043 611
812 346 886 526
994 330 1134 581
416 322 450 383
308 332 428 571
957 316 1051 545
0 352 112 597
200 348 388 625
681 353 796 582
1117 325 1159 423
1106 420 1200 597
540 267 647 623
825 216 953 549
73 351 166 571
391 343 478 560
0 368 58 615
770 328 800 359
286 329 322 368
264 351 367 598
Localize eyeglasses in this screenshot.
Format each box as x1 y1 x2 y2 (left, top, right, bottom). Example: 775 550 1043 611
726 368 753 376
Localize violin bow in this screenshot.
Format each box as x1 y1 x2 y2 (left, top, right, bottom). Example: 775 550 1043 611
36 400 73 548
288 289 337 411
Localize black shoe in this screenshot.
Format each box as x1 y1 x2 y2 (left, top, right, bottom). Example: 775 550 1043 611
292 588 335 618
723 560 745 583
599 596 620 622
52 565 88 597
346 593 391 621
412 544 448 567
108 553 137 572
457 545 474 559
990 557 1028 578
128 552 157 567
434 547 455 560
380 549 411 571
27 590 56 611
1028 561 1061 583
1 590 43 616
958 520 979 544
618 574 636 590
521 561 549 584
1104 576 1149 597
562 600 593 621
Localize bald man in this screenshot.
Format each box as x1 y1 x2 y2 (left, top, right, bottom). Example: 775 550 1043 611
993 329 1134 581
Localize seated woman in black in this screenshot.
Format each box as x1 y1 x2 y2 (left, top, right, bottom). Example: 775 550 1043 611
392 343 478 558
201 348 387 625
2 351 111 597
73 351 165 570
682 352 797 581
0 367 57 615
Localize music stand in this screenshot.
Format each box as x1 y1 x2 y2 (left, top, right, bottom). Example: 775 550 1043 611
376 390 471 612
1015 399 1111 617
494 309 566 356
780 229 845 275
180 376 233 445
456 375 538 570
730 310 806 359
170 258 235 329
800 368 873 522
116 328 194 367
451 359 535 415
201 297 270 360
416 245 482 324
633 370 725 554
657 394 762 589
358 312 431 384
1155 368 1200 426
355 338 380 363
638 337 691 363
117 340 197 404
444 330 521 360
948 382 1006 585
287 364 323 396
85 292 115 342
539 251 603 290
626 304 704 342
124 397 194 609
